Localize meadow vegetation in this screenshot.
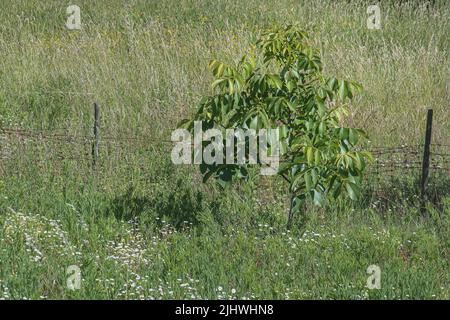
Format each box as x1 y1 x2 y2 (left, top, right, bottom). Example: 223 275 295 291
0 0 448 299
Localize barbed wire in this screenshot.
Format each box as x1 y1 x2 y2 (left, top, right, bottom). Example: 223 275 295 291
2 90 96 97
1 127 449 147
1 127 449 172
0 127 169 144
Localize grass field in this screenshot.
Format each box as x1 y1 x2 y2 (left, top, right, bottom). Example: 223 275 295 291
0 0 449 299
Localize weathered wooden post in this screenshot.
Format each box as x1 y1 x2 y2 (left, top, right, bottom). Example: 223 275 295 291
420 109 433 209
92 102 100 167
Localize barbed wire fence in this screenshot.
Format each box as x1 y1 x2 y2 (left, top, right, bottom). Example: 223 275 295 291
0 104 448 208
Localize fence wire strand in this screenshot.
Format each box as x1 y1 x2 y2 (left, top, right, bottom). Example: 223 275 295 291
1 127 449 175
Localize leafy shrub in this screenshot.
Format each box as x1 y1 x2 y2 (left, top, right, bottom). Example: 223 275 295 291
179 25 372 227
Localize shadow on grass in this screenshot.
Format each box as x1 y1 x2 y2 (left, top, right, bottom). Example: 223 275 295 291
108 183 204 230
360 173 447 213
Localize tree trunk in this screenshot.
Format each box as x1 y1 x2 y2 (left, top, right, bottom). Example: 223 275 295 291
287 194 295 229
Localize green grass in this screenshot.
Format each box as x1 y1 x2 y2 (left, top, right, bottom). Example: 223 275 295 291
0 0 449 299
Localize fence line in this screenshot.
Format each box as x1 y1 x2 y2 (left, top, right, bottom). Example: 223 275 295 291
1 119 448 207
1 103 449 185
1 127 449 147
1 129 449 151
4 90 96 97
1 127 448 173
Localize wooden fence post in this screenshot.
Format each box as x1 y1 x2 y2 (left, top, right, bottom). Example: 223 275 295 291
92 102 100 167
420 109 433 208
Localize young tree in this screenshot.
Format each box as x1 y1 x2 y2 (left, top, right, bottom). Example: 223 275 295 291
178 24 372 228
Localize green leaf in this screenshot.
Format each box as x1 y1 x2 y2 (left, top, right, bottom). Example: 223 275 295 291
348 129 358 145
278 162 293 174
353 153 363 171
339 80 348 100
332 181 342 199
318 122 325 134
228 79 234 94
317 99 326 117
212 78 227 90
305 171 313 190
306 147 314 166
361 150 374 162
177 119 193 130
250 115 260 130
310 168 318 185
327 77 338 91
339 128 349 140
291 195 305 214
268 74 283 89
217 63 225 77
287 80 295 92
313 189 325 206
314 149 321 166
345 182 360 201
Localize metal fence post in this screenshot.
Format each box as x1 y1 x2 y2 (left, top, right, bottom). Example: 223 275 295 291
92 102 100 168
420 109 433 209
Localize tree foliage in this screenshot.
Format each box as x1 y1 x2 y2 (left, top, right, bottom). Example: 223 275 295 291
179 24 372 227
